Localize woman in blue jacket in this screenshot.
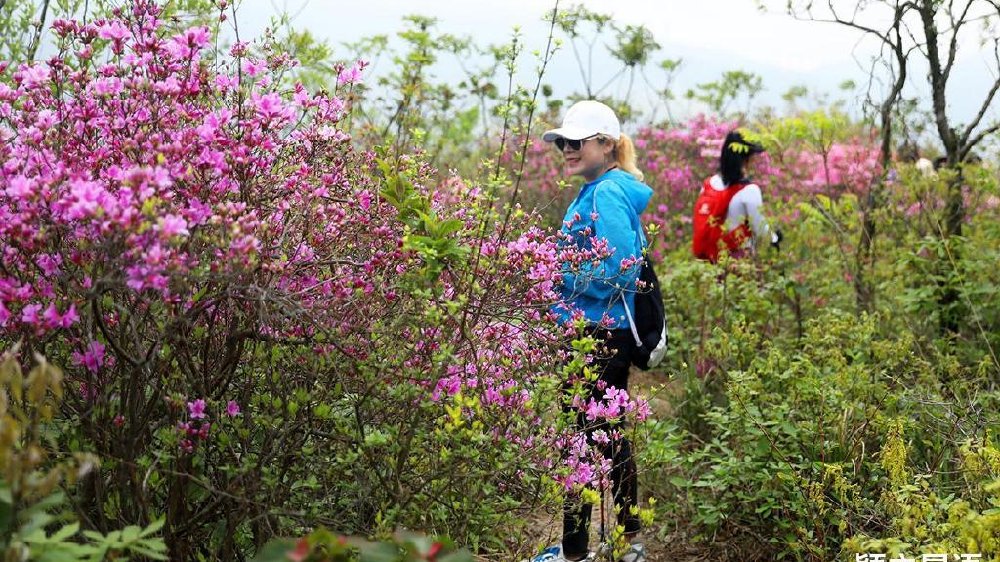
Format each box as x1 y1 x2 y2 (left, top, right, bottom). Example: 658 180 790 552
532 100 651 562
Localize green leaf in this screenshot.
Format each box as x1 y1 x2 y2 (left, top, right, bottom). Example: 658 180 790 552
437 219 464 237
0 497 12 535
140 517 166 537
314 403 332 419
20 509 56 535
51 522 80 542
126 544 169 560
81 530 105 542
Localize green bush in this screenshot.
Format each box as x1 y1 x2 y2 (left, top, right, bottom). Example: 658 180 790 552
1 346 168 561
643 293 1000 560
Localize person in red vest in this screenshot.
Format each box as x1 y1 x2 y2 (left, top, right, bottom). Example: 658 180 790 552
692 129 782 262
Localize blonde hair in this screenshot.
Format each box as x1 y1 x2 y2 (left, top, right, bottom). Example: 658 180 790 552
612 133 644 181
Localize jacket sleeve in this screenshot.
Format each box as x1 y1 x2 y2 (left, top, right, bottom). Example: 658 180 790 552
562 182 642 302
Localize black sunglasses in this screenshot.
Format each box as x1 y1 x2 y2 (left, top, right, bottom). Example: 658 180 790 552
555 135 601 152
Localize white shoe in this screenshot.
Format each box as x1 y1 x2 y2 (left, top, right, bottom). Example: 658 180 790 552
525 544 596 562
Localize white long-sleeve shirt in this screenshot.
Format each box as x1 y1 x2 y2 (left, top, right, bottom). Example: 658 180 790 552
708 174 778 246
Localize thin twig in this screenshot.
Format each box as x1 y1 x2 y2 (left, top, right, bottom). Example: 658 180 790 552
27 0 51 60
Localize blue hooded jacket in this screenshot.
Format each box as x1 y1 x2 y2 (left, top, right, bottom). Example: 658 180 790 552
556 168 654 328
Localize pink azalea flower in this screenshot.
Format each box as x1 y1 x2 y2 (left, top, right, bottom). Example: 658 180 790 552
5 175 32 198
187 398 207 420
252 92 291 120
42 303 62 328
18 63 51 88
92 77 123 96
157 214 189 238
214 74 238 92
292 86 311 107
36 254 62 276
225 400 241 417
358 190 372 211
241 58 265 77
165 26 210 60
59 304 79 328
96 20 129 41
337 60 367 86
21 303 42 326
185 26 210 48
74 340 106 374
66 179 108 220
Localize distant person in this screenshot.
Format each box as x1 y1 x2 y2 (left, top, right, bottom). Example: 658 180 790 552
692 130 781 263
896 140 920 165
916 157 935 176
528 100 650 562
895 140 934 176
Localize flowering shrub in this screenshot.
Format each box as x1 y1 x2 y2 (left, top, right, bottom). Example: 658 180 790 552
635 150 999 560
775 142 881 196
0 3 653 559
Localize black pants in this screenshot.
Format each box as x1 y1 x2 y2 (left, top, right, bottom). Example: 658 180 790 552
563 328 640 557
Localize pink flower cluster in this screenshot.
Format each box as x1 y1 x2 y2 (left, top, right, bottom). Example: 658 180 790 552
176 398 207 453
0 2 358 346
515 114 884 256
177 398 240 453
0 1 652 496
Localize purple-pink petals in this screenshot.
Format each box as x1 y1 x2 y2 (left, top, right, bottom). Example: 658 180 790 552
165 26 210 60
336 60 368 86
77 340 105 371
175 403 212 453
187 398 207 420
0 2 649 505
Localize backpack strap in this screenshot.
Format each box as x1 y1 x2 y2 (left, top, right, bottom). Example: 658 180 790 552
621 221 653 348
621 282 643 348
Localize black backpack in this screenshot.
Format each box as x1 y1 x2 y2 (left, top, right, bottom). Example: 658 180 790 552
624 255 668 370
590 184 667 370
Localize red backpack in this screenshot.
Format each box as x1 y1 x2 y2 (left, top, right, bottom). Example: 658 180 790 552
692 178 751 263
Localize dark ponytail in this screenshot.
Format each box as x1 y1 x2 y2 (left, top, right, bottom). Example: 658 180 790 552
719 130 765 186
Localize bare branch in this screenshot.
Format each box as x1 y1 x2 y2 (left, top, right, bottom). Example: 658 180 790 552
790 11 892 44
26 0 51 61
960 44 1000 146
919 1 959 153
959 80 1000 146
91 293 141 369
963 122 1000 153
943 0 975 80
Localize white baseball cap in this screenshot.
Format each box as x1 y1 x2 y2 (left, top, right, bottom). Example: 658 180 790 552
542 100 621 142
